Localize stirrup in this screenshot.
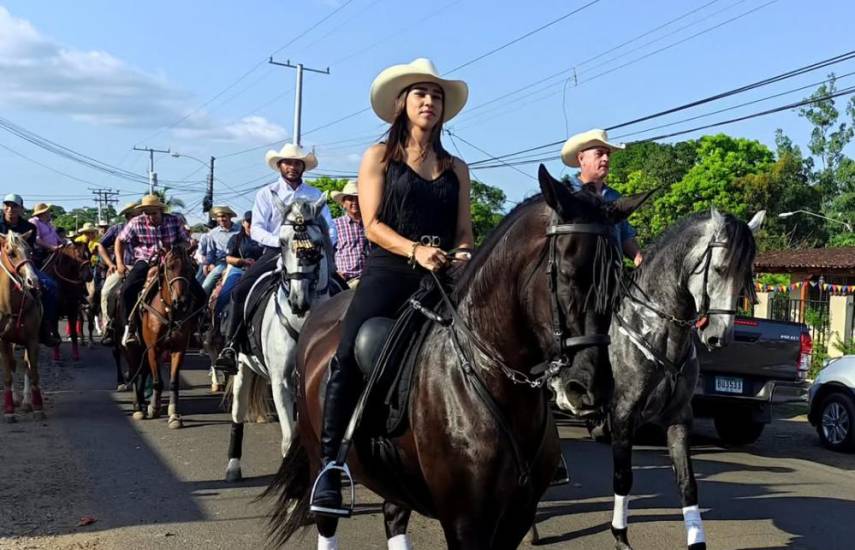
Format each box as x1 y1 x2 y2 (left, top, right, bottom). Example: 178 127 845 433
309 461 355 518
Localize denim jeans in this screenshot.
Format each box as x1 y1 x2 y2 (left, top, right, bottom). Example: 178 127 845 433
201 262 228 295
215 267 244 316
35 269 58 323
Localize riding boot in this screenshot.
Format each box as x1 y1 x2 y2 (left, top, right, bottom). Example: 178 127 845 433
214 346 238 375
310 355 361 518
214 302 242 374
121 319 138 346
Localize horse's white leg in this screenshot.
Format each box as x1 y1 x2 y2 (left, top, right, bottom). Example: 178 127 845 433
209 366 219 393
268 337 297 458
611 411 636 550
19 371 32 412
667 422 706 549
317 535 338 550
226 362 252 482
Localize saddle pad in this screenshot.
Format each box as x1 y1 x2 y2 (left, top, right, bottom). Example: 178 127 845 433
243 271 282 359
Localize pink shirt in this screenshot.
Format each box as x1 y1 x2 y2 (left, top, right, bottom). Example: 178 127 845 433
29 217 63 248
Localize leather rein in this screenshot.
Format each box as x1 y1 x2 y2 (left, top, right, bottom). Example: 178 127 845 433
422 221 617 486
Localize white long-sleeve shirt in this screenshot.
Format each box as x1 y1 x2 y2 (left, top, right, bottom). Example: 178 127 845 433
250 177 337 249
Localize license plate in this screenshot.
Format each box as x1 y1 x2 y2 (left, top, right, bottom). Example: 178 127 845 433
714 376 743 394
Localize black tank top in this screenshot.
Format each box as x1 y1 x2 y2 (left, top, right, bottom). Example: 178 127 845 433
373 160 459 258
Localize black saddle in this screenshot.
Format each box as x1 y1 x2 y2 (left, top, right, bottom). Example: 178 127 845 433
352 277 445 437
243 271 283 361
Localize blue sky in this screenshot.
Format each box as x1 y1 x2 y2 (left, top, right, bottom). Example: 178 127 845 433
1 0 854 223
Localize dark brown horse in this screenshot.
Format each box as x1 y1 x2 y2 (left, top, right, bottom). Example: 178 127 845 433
265 166 654 549
42 242 92 362
125 245 202 429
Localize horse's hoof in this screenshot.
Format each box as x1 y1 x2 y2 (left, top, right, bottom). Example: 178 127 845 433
225 468 243 483
688 543 706 550
5 414 16 423
116 384 129 392
148 405 161 419
33 410 46 421
168 415 183 429
132 411 146 420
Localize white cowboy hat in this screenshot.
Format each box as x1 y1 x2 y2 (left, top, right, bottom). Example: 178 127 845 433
32 202 52 216
560 129 625 168
210 205 237 218
264 143 319 172
370 58 469 124
330 180 359 204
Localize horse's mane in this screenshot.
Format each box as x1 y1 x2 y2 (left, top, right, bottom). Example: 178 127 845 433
638 211 756 285
453 194 545 300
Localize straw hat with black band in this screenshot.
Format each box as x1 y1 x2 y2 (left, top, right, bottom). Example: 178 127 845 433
32 202 52 216
210 205 237 218
137 194 167 212
369 58 468 123
119 202 139 217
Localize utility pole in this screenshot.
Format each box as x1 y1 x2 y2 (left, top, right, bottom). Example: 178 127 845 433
268 58 329 145
203 156 215 214
89 188 120 224
133 146 171 194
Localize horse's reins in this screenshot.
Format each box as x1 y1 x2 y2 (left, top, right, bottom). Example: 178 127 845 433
0 243 38 334
420 221 617 486
614 239 735 375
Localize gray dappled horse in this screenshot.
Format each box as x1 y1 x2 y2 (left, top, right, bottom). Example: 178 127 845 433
224 195 336 482
584 208 764 550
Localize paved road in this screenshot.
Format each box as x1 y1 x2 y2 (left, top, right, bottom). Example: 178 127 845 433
2 343 854 549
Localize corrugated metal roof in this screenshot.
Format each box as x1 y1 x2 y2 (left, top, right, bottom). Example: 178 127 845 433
755 247 855 271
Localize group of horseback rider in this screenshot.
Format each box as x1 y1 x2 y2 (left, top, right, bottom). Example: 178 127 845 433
0 56 644 521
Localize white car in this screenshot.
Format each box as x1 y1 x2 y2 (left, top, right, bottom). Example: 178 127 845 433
808 355 855 452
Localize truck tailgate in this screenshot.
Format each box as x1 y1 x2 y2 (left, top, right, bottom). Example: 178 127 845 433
698 318 803 381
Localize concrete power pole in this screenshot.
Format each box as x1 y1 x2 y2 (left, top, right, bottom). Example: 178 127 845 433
133 146 171 194
90 188 120 224
203 156 215 214
268 58 329 145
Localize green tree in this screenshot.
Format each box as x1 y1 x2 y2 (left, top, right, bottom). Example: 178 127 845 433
309 176 350 218
470 180 506 245
798 73 855 200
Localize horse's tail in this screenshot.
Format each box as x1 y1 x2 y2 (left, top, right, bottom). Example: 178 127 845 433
220 368 271 422
260 428 312 546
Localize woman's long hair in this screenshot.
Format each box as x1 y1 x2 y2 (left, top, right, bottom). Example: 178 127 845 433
381 84 454 171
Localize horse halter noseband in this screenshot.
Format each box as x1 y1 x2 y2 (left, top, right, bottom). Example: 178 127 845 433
691 240 737 329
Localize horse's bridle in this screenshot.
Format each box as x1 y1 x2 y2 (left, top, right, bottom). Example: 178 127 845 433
0 243 35 291
280 221 326 293
45 243 92 286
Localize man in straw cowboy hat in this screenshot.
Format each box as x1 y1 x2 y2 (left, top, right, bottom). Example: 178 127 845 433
198 205 240 295
214 142 337 372
330 180 368 287
115 194 203 346
0 194 61 346
97 202 138 344
560 128 643 418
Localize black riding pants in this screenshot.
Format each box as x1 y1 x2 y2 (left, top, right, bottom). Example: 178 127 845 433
222 247 280 342
321 253 425 461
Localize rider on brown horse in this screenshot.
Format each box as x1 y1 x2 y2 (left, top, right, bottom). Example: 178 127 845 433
0 194 60 346
310 58 475 518
96 201 139 345
114 194 205 346
214 143 337 374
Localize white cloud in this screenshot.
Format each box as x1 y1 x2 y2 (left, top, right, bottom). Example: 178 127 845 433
0 6 286 143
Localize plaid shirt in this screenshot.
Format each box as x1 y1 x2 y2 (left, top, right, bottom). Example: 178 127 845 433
118 213 188 263
333 214 367 280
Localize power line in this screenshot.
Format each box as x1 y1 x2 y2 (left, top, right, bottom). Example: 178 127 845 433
469 85 855 170
444 0 603 74
467 48 855 166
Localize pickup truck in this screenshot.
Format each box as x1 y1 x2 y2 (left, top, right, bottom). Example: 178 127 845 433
693 317 812 445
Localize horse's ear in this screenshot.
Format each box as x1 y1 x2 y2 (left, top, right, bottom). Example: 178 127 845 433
313 193 327 216
271 193 289 217
20 229 33 242
606 187 659 223
538 164 575 217
747 210 766 234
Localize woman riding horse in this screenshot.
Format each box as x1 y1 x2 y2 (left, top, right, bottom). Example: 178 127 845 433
309 57 475 519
